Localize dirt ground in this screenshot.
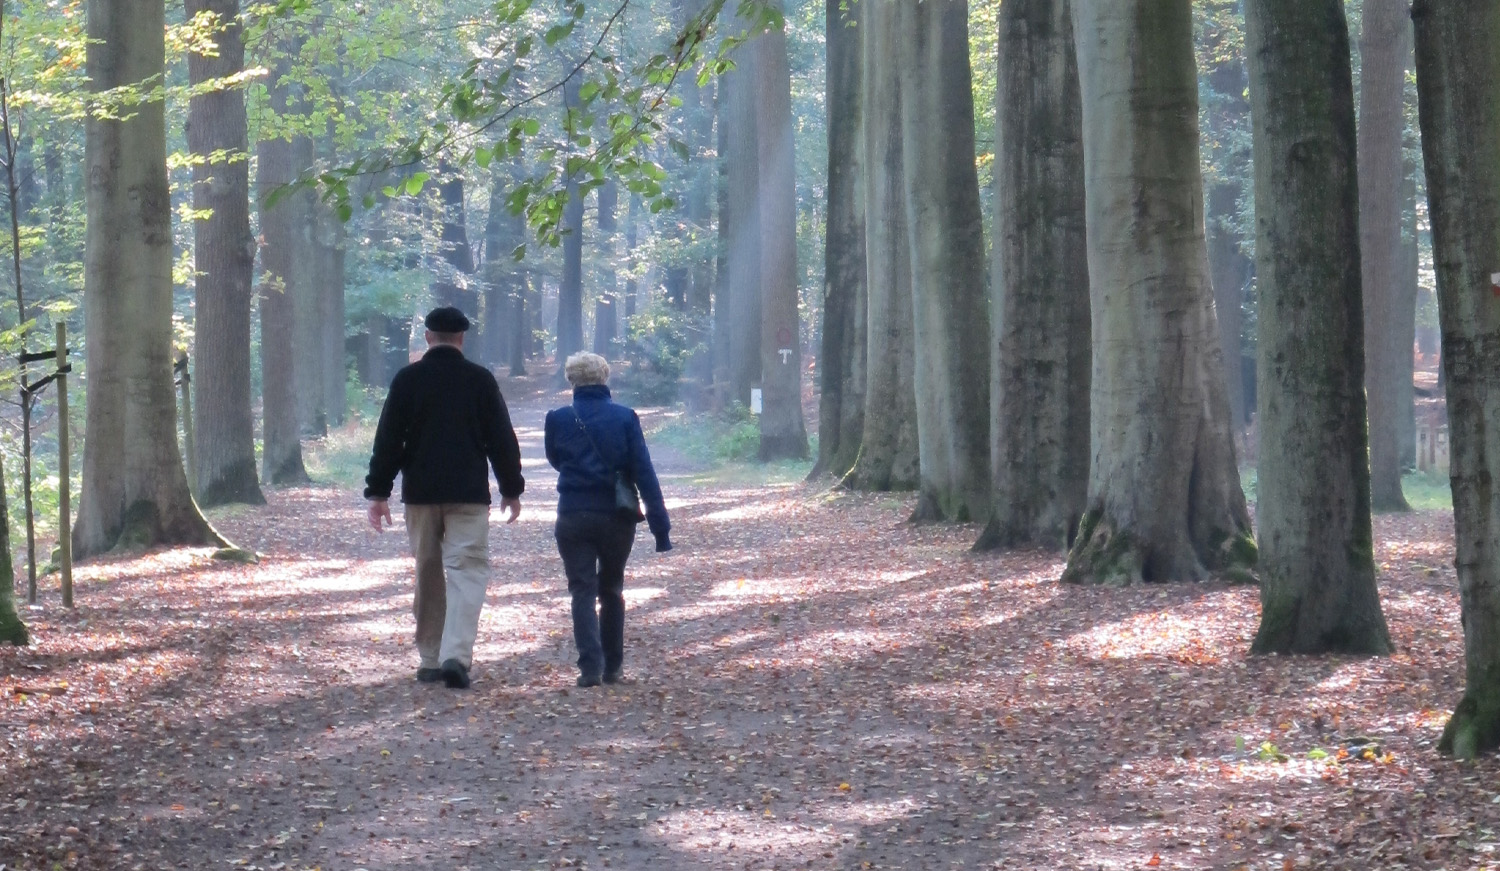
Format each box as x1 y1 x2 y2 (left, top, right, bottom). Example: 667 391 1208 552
1 384 1496 871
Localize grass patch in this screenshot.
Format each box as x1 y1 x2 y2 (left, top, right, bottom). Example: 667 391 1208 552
1242 465 1452 512
1400 470 1452 511
305 420 378 489
648 405 815 487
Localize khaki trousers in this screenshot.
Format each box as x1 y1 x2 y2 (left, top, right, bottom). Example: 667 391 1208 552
404 503 491 669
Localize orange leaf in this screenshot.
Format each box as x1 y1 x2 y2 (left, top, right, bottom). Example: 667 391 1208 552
1146 854 1162 867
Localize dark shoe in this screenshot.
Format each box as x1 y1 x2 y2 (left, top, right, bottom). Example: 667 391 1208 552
603 670 633 685
440 658 471 690
415 666 443 683
576 673 603 688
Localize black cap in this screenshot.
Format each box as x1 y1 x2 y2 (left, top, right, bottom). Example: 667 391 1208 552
424 306 470 333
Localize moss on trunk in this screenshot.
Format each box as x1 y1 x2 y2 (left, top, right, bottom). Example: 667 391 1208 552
1439 692 1500 759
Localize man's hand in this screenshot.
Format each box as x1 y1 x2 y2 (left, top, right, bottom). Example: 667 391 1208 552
500 497 522 524
368 499 392 532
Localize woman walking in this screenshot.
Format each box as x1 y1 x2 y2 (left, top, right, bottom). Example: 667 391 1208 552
544 352 672 687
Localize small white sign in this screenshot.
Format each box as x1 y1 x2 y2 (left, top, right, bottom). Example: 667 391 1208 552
750 388 762 415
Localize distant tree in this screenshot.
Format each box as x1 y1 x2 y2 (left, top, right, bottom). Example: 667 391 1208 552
1062 0 1253 584
186 0 264 508
721 16 761 407
897 0 991 522
1411 0 1500 758
810 0 866 481
75 0 223 555
845 0 918 492
555 80 585 378
256 56 310 486
754 1 808 461
1358 0 1411 511
1244 0 1391 655
1196 2 1255 431
975 0 1089 551
593 178 619 355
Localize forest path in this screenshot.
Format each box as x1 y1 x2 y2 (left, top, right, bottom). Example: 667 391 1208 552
0 384 1492 870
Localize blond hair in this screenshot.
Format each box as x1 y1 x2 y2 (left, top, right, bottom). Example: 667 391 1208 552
564 352 611 387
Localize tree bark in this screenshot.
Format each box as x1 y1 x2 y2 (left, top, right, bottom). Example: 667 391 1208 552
287 131 324 438
317 202 346 427
75 0 224 555
897 0 990 522
594 178 619 355
1202 45 1254 432
186 0 263 507
1062 0 1252 584
755 3 808 461
975 0 1089 551
1244 0 1392 655
810 0 866 481
1411 0 1500 758
722 28 761 408
1359 0 1411 511
256 58 309 486
846 0 918 492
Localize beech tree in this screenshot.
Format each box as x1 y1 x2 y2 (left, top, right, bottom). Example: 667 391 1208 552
897 0 990 522
186 0 263 507
1062 0 1253 584
845 0 917 492
1411 0 1500 758
1358 0 1411 512
721 19 761 407
810 0 865 481
256 57 310 486
75 0 222 555
1244 0 1392 655
975 0 1089 551
754 2 807 461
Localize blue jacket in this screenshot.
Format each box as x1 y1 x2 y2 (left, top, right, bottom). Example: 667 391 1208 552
544 385 671 551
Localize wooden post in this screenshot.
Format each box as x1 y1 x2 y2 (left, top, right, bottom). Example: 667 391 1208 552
57 322 71 608
177 354 196 498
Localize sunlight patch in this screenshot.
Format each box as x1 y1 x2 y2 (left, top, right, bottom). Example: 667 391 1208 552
817 796 925 825
1065 592 1248 664
697 500 800 523
654 807 842 854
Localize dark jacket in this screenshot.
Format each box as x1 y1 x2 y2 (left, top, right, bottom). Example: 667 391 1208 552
364 344 525 504
544 384 671 551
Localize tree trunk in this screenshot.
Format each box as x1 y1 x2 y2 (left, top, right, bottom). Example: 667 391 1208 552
75 0 223 556
1062 0 1252 585
1359 0 1411 511
481 170 512 367
1203 48 1254 432
723 28 761 408
0 478 23 641
594 178 619 355
1399 148 1418 469
810 0 866 481
318 202 346 427
846 0 918 492
288 132 324 437
256 59 309 486
432 162 477 316
1244 0 1392 655
975 0 1090 551
1411 0 1500 759
755 4 808 461
897 0 990 522
186 0 263 508
682 2 716 401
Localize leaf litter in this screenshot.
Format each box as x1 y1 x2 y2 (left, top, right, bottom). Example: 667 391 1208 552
0 394 1495 870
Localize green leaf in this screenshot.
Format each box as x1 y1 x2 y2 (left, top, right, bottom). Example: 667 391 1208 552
522 118 541 136
476 147 493 169
381 185 397 198
404 171 430 196
336 202 353 223
543 23 573 46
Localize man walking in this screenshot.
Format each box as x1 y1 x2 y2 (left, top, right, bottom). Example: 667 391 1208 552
365 306 525 689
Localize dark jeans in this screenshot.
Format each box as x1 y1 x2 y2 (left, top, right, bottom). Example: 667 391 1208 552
555 511 637 677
